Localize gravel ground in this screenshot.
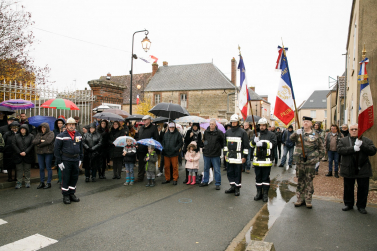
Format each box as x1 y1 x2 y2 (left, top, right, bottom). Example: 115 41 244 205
292 161 377 205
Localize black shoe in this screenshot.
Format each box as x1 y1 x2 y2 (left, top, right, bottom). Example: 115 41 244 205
7 178 13 182
342 206 353 211
150 179 155 187
358 208 367 214
289 165 292 168
225 186 235 194
117 176 121 179
278 164 284 167
91 177 96 182
173 181 177 185
262 189 269 202
63 195 71 204
145 179 150 187
99 175 104 179
234 187 240 196
162 180 170 184
325 172 332 177
334 171 339 178
43 183 51 189
199 183 208 187
216 185 220 190
37 182 45 189
182 179 188 184
85 177 90 182
254 188 263 201
112 176 117 179
70 194 80 202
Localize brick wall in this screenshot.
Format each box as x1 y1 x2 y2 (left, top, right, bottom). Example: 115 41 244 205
88 80 126 110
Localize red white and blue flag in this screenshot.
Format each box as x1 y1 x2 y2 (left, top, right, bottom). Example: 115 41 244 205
358 57 374 137
238 56 250 120
273 46 295 125
136 95 140 105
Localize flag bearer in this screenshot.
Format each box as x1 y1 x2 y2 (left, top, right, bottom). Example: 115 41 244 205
290 116 325 209
250 118 277 202
223 114 249 196
54 117 83 204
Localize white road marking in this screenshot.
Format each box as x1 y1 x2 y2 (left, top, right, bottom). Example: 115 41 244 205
0 234 58 251
0 220 7 226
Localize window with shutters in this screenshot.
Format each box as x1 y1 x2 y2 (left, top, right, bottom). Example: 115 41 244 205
310 110 316 118
154 94 160 105
180 93 187 108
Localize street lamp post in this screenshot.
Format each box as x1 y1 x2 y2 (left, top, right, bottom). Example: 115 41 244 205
129 29 151 115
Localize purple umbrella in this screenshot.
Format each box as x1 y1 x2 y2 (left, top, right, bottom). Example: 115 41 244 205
0 99 34 110
200 121 226 133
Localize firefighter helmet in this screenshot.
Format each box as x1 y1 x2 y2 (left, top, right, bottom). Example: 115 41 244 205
66 117 76 124
229 114 239 122
257 117 268 125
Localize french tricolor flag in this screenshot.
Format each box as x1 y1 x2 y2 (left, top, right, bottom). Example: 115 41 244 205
238 56 250 120
358 58 374 137
273 47 295 125
136 95 140 105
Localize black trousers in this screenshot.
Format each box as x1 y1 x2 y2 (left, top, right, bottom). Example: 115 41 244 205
277 143 282 158
227 163 242 187
137 152 147 181
254 166 271 190
99 152 108 177
159 154 164 173
344 177 369 209
85 155 100 178
4 158 16 180
61 161 79 196
112 157 123 178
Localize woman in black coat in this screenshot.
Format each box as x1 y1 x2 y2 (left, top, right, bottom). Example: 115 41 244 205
12 124 34 188
108 121 126 179
3 121 19 182
83 123 103 182
97 120 110 179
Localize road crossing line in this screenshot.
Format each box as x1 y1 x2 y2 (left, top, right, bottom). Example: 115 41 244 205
0 234 58 251
0 220 7 226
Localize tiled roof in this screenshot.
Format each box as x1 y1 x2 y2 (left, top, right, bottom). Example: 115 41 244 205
99 73 152 104
299 90 329 109
144 63 235 92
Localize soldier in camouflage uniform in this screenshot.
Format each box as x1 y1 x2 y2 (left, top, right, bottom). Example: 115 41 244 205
314 122 325 175
290 116 325 208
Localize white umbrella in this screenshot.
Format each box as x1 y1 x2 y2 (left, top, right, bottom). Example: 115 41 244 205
174 116 207 123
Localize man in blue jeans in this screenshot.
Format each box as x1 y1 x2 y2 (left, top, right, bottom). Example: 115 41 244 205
200 119 224 190
325 124 343 178
279 125 295 168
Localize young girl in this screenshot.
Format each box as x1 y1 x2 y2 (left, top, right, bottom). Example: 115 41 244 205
122 138 137 185
184 141 201 185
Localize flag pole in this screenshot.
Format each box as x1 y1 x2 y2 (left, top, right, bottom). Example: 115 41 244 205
281 40 306 159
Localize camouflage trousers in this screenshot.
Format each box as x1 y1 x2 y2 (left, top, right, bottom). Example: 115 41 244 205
296 163 315 202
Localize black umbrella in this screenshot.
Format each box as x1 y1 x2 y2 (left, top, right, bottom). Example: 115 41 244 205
93 112 124 121
124 114 144 121
245 115 261 123
149 103 189 120
152 117 169 123
0 106 15 115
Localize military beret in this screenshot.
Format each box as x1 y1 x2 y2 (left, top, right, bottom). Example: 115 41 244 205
302 116 313 121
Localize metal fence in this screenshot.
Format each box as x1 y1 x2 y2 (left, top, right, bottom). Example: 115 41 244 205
0 81 95 125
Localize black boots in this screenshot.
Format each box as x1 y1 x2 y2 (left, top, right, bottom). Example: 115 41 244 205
85 177 90 182
146 179 151 187
234 187 240 196
325 172 332 177
37 182 45 189
254 187 263 201
334 171 339 178
263 189 269 202
63 195 71 204
150 179 155 187
70 194 80 202
225 185 235 194
44 183 51 189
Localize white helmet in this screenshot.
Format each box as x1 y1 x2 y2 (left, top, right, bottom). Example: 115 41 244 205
229 114 239 122
66 117 76 124
257 117 268 125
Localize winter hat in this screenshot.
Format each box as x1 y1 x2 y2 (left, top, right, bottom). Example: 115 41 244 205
288 125 293 129
187 141 197 150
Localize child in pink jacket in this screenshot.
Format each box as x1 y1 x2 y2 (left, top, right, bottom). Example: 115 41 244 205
184 141 201 185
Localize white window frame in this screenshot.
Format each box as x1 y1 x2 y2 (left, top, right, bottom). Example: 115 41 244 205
324 110 327 118
310 110 316 118
155 94 160 105
180 93 187 108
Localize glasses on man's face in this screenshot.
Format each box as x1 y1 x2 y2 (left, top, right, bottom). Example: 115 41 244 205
350 129 358 131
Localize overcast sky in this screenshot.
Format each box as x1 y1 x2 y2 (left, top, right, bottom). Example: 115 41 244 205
21 0 353 112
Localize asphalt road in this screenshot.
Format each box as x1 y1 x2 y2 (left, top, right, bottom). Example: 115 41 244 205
0 156 293 251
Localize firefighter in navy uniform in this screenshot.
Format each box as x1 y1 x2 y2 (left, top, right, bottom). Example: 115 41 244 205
250 118 277 202
223 114 249 196
54 117 83 204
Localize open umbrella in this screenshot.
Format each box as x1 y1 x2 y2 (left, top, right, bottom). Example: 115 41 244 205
29 115 56 131
152 117 169 123
149 102 189 120
105 109 130 118
93 112 124 121
200 121 226 133
174 116 207 123
0 99 35 110
245 115 261 123
0 106 15 115
125 114 144 121
41 98 79 110
113 136 137 147
137 138 163 151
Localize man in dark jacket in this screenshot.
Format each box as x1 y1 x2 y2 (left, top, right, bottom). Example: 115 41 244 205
161 122 183 185
3 121 20 181
54 117 83 204
135 115 159 182
338 124 377 214
83 122 103 182
279 125 295 168
243 122 254 173
201 119 224 190
0 116 18 135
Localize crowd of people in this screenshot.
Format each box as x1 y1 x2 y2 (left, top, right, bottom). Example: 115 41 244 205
0 112 375 214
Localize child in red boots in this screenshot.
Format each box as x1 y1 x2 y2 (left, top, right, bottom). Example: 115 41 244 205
184 141 200 185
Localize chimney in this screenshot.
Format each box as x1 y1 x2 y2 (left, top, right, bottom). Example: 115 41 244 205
231 57 236 85
250 86 255 92
263 96 268 102
152 63 158 76
163 61 168 66
106 72 111 80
